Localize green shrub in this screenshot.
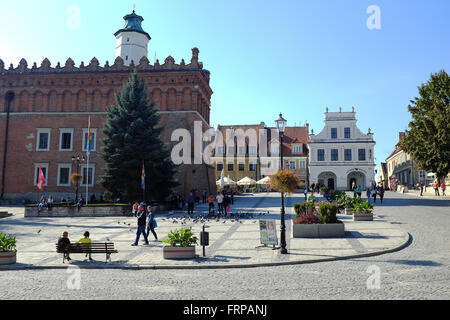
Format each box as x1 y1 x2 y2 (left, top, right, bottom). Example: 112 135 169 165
0 233 17 253
163 228 198 247
354 200 374 214
294 202 315 219
318 203 341 224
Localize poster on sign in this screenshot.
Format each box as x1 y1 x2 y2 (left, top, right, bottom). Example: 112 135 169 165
259 220 278 245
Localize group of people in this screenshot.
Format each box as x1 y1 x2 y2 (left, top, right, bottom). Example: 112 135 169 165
57 230 93 261
431 181 446 196
37 195 86 213
186 189 234 217
131 202 158 246
365 183 385 203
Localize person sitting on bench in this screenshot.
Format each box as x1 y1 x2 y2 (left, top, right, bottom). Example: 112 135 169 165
58 231 71 261
77 231 92 261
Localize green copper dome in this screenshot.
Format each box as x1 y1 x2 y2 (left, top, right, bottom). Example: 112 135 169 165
114 10 151 40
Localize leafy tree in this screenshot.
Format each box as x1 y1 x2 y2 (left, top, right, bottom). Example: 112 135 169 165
100 71 177 202
400 70 450 182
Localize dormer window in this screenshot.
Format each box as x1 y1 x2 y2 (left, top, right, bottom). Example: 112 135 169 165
292 145 302 153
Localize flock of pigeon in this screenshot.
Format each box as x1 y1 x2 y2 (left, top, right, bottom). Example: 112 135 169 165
37 211 272 235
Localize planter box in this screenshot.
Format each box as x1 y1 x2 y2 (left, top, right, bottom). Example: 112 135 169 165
0 251 16 265
353 212 373 221
293 223 345 238
163 246 196 259
344 208 355 215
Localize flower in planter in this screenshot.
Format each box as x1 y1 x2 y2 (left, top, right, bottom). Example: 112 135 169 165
269 170 300 194
294 212 319 224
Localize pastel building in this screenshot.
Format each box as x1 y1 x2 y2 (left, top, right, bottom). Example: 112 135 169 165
308 108 376 191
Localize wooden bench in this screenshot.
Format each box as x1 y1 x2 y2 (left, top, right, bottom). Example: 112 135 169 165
56 242 118 263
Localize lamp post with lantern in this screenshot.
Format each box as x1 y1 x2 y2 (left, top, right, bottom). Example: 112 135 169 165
275 113 288 254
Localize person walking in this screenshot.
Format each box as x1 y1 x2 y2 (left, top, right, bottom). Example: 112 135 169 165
202 190 207 204
304 188 308 201
208 194 215 216
77 231 93 261
146 205 158 241
378 185 385 204
132 201 139 217
420 182 424 196
441 182 446 196
433 181 440 196
187 192 195 215
371 187 377 203
366 188 371 201
216 192 224 217
132 205 149 246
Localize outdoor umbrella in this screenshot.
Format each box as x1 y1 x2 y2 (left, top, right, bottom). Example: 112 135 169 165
237 177 257 186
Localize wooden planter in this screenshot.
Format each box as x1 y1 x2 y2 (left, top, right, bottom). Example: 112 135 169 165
292 223 345 238
0 251 17 265
353 212 374 221
163 246 196 259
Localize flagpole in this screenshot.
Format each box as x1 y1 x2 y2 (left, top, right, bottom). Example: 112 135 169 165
86 116 90 206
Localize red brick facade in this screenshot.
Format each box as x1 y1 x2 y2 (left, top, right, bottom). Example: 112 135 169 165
0 50 216 202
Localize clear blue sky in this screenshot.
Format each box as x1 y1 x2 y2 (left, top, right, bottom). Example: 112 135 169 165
1 0 449 173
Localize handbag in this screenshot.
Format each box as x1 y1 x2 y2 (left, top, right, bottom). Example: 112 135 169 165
152 219 158 228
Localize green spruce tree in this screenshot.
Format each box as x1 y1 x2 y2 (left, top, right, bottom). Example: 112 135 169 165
400 70 450 182
100 71 177 202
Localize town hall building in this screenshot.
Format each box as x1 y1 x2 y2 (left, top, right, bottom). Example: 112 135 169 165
0 11 216 202
308 108 376 191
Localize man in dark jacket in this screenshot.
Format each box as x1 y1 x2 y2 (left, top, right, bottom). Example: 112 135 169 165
132 205 149 246
187 192 195 215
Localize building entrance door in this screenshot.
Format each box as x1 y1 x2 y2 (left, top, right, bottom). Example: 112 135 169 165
328 178 335 190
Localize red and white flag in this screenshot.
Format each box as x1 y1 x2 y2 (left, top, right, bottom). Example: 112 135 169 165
37 167 46 191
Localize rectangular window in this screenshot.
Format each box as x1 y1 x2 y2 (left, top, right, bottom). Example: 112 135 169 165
331 128 337 139
34 163 49 186
318 149 325 161
81 165 95 187
249 162 257 171
293 145 302 153
227 146 235 156
59 129 73 151
331 149 339 161
82 128 97 153
217 163 223 171
358 149 366 161
271 146 279 155
227 163 234 171
238 146 246 155
238 163 245 171
289 160 296 169
344 149 352 161
249 146 257 155
299 160 306 169
36 129 51 151
57 164 72 186
344 127 351 139
217 146 224 155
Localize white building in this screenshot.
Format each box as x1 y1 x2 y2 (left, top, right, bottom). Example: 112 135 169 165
114 10 151 66
308 108 376 191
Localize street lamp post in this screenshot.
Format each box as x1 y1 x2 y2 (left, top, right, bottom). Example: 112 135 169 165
72 155 85 203
275 113 288 254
